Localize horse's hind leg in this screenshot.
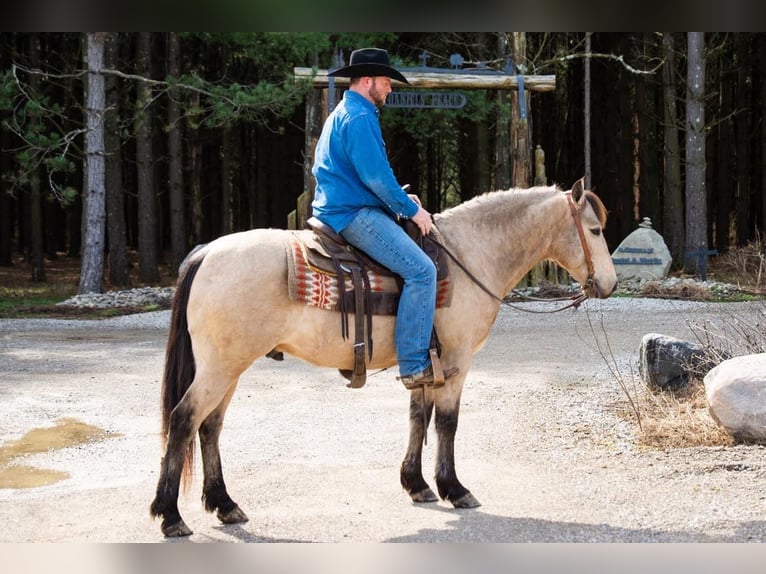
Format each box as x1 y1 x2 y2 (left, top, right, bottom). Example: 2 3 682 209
199 384 248 525
400 390 439 503
150 369 241 537
151 399 199 537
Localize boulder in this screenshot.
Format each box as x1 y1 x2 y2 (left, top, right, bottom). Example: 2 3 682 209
704 353 766 443
612 218 672 281
638 333 720 390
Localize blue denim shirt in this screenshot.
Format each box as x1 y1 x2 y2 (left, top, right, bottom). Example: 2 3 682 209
311 90 418 233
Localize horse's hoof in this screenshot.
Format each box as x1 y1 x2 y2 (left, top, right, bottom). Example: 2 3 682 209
162 519 193 537
451 492 481 508
410 487 439 503
218 504 249 524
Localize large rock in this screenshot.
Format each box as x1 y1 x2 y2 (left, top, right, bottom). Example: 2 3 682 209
638 333 720 390
704 353 766 443
612 217 672 281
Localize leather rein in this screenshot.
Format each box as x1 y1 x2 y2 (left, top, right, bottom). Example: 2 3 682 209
426 191 595 314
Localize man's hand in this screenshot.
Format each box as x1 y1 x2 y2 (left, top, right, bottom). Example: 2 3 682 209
411 206 433 236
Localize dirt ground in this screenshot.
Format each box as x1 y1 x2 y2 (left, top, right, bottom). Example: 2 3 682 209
1 297 766 543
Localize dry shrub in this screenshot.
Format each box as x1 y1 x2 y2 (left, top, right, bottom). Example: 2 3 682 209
634 379 735 448
688 301 766 357
590 287 765 451
639 280 713 300
710 232 765 291
620 302 766 449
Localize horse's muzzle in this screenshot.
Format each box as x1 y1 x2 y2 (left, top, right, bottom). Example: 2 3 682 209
589 277 617 299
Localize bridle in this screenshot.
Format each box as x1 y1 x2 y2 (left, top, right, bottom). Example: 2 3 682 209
564 190 596 293
426 190 597 314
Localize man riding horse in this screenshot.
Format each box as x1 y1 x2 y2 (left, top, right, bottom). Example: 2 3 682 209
311 47 457 390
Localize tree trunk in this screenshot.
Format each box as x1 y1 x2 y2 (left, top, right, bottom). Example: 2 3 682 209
188 92 204 243
636 34 661 230
458 118 486 201
79 32 108 294
104 32 129 287
167 32 186 271
28 160 45 281
584 32 592 189
0 123 10 265
135 32 159 283
255 126 270 228
714 55 733 254
510 32 531 187
27 34 45 281
662 33 684 264
684 32 708 275
425 138 438 211
734 34 751 247
297 88 323 230
495 92 511 190
494 34 510 190
221 126 233 236
760 35 766 235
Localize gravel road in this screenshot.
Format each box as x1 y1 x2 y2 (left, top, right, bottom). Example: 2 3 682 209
1 297 765 542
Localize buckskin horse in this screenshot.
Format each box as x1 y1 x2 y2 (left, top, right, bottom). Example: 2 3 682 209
150 178 617 537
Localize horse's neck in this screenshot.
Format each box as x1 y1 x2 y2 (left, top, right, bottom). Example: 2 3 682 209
438 189 563 296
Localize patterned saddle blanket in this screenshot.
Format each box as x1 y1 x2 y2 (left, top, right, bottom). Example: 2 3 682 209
284 219 452 390
285 229 453 316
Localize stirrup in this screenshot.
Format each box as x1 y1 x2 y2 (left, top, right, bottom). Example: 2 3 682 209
397 364 459 391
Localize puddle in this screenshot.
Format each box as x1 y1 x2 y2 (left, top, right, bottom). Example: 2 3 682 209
0 417 118 489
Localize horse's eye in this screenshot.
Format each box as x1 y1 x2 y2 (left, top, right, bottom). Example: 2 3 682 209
590 228 601 237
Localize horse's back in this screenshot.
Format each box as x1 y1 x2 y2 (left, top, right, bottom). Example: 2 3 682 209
192 228 294 298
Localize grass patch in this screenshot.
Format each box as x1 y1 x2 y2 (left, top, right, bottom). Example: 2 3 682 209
0 302 162 319
630 379 736 448
0 282 79 318
0 252 176 319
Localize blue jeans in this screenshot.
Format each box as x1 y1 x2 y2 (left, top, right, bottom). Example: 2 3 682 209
340 208 436 377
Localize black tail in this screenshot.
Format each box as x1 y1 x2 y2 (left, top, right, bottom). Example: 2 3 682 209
160 248 206 483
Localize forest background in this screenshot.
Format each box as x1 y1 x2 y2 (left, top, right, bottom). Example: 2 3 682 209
1 32 764 293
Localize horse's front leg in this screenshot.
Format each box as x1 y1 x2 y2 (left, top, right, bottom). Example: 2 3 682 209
400 390 438 502
199 384 249 526
434 384 481 508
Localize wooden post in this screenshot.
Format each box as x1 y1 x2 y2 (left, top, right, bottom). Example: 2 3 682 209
534 145 547 186
289 88 325 229
510 32 532 188
294 68 555 91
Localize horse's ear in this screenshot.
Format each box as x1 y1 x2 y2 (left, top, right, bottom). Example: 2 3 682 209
571 177 586 203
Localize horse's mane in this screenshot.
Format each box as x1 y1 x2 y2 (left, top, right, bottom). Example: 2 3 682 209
436 185 608 228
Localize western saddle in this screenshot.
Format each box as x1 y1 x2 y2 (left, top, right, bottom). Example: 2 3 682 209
304 215 448 389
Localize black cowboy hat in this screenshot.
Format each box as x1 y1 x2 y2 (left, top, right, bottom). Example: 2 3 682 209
328 48 410 85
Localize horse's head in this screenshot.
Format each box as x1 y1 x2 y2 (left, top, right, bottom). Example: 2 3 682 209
557 178 617 299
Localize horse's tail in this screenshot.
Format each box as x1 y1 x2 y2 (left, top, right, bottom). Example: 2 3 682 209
160 245 207 486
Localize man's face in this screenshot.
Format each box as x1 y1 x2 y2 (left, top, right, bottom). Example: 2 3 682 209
368 77 392 108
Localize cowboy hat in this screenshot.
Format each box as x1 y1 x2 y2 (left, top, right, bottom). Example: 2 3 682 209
328 48 410 85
